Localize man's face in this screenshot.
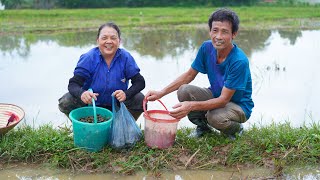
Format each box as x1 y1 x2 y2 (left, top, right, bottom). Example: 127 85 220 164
209 21 237 50
97 26 120 59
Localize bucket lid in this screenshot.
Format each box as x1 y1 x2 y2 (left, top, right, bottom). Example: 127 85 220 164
143 98 180 123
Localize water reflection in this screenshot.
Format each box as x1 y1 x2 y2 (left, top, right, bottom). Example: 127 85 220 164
0 36 31 58
0 29 319 129
122 29 209 59
0 32 96 58
279 30 302 45
0 29 303 61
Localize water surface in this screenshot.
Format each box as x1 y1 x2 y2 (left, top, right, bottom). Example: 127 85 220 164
0 29 319 129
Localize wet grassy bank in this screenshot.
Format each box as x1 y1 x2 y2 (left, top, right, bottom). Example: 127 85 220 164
1 6 320 35
1 122 319 178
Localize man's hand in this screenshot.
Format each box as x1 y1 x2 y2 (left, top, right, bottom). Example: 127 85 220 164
145 90 164 101
169 101 193 119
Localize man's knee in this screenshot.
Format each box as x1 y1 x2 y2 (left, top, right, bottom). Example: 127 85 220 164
207 111 230 130
207 109 242 135
177 84 193 102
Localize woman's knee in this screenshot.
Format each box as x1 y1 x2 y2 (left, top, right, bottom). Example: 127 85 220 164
58 93 84 115
125 92 144 111
58 93 71 110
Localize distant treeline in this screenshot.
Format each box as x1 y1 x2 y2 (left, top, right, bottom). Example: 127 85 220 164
0 0 306 9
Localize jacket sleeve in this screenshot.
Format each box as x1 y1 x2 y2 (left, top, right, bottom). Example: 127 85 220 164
124 73 145 100
68 75 86 99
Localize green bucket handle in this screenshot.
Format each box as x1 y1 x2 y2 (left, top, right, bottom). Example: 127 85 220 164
88 88 98 124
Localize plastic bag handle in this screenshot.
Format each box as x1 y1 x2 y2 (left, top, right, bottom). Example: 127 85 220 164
143 97 168 117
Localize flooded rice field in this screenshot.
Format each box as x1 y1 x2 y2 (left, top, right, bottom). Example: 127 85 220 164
1 29 319 130
1 28 320 179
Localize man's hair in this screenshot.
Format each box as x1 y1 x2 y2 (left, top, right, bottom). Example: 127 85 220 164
97 22 121 39
208 8 239 34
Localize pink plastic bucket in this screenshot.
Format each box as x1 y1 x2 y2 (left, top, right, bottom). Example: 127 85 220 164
143 98 180 149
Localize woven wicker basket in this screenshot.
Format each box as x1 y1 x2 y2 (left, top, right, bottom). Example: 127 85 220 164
0 103 25 136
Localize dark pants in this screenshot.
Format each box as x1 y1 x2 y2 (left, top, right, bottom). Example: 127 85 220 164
58 92 145 120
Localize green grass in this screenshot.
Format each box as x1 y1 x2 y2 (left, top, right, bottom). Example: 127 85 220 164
1 6 320 34
1 122 320 177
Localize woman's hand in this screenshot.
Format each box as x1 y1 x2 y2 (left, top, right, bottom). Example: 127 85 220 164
81 90 99 104
113 90 126 102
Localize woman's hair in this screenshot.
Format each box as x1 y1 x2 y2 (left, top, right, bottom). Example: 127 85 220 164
208 8 239 34
97 22 121 39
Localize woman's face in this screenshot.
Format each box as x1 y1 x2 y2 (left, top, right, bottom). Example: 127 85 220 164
97 26 120 59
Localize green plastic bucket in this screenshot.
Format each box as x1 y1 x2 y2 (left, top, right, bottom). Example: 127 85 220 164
69 106 113 152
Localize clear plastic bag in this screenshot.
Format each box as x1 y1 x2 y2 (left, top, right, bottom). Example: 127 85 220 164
110 95 142 149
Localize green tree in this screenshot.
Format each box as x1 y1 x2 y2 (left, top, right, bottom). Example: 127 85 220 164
33 0 56 9
0 0 23 9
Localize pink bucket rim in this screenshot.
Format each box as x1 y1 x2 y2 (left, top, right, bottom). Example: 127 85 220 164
143 98 180 123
